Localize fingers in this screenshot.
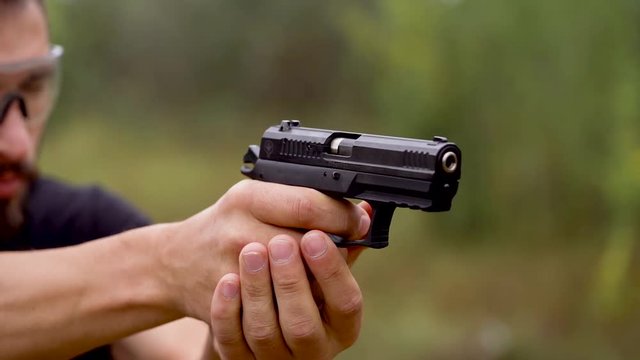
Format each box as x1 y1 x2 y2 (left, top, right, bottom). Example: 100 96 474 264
267 235 327 357
300 231 363 349
344 201 372 265
210 273 253 360
358 201 373 218
230 180 370 240
214 236 362 359
238 243 290 359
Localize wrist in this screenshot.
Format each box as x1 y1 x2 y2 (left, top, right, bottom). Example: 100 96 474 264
153 218 217 320
137 222 186 316
96 223 184 321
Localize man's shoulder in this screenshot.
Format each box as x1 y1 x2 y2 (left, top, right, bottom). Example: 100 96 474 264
26 176 151 248
29 177 137 216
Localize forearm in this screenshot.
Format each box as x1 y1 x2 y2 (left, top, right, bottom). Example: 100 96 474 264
111 318 219 360
0 224 181 360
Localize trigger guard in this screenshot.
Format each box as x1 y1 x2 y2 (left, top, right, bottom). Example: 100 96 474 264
327 202 395 249
328 234 389 249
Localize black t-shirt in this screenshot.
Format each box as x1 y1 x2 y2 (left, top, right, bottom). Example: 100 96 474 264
0 177 151 359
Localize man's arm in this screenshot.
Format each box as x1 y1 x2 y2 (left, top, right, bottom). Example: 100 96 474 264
109 203 371 360
111 318 214 360
0 180 369 359
0 224 180 360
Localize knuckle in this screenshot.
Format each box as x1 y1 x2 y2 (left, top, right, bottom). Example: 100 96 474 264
336 202 353 230
229 229 250 254
214 330 243 348
225 180 254 207
337 330 360 349
291 194 317 227
273 272 303 296
245 321 280 344
336 292 363 318
242 281 271 299
341 214 352 235
348 207 362 234
316 262 345 283
343 204 364 237
210 302 231 323
284 316 321 342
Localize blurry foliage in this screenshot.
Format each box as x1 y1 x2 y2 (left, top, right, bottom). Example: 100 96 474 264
41 0 640 358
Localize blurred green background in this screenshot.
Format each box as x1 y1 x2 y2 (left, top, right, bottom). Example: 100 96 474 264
42 0 640 359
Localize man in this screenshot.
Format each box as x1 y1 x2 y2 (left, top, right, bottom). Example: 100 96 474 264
0 1 370 359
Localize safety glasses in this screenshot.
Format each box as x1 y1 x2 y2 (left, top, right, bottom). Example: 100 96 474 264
0 45 63 126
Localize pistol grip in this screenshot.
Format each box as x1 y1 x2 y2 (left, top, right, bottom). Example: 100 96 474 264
330 202 396 249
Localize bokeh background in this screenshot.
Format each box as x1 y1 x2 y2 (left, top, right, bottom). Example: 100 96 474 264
42 0 640 359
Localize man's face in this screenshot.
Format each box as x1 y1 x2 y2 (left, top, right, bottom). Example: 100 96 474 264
0 1 49 201
0 1 51 237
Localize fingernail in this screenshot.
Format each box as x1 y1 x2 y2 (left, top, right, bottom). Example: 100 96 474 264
221 280 239 299
243 251 266 272
269 238 293 264
303 232 328 259
359 214 371 237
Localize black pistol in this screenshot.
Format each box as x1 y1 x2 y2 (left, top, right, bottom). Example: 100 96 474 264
241 120 461 249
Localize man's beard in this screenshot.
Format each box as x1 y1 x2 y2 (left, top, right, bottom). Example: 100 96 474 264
0 161 38 240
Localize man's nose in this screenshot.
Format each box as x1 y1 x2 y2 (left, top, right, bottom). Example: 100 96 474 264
0 101 31 162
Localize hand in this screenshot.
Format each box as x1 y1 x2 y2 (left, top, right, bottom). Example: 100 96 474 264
159 180 371 322
210 230 365 360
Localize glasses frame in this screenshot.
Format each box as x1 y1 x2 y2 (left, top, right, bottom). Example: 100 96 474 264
0 45 64 125
0 44 64 74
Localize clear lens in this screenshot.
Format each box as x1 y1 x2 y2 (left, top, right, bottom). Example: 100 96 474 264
0 45 63 125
